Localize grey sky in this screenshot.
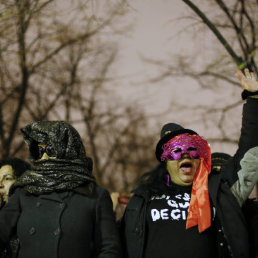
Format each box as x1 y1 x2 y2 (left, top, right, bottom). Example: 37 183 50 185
112 0 242 155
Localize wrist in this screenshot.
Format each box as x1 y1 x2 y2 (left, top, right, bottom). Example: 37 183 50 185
241 90 258 100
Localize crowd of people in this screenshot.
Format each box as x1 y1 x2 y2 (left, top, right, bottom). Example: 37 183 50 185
0 69 258 258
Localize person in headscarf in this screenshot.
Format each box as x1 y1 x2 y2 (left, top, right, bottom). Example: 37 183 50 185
121 69 258 258
0 121 122 258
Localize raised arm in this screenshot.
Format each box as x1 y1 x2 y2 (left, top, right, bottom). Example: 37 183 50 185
221 69 258 185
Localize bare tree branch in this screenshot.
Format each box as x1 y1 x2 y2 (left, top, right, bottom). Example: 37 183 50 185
182 0 243 65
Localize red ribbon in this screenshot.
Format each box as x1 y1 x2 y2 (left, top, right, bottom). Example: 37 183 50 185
186 148 211 232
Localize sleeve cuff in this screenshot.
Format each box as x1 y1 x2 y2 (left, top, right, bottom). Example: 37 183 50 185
241 90 258 100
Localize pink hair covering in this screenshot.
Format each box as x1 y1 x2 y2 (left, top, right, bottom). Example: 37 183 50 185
161 133 212 232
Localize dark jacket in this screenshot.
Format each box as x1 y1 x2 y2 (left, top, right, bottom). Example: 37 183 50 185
121 166 249 258
121 97 258 258
242 199 258 258
0 201 19 258
0 186 122 258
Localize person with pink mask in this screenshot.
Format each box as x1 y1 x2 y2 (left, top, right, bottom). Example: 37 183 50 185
121 69 258 258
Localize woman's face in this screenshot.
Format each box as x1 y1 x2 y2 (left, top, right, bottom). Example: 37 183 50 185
166 153 200 186
0 165 16 203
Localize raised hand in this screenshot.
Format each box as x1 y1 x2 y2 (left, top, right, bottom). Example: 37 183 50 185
236 68 258 92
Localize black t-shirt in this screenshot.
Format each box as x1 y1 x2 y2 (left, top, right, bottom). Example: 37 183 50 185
144 183 217 258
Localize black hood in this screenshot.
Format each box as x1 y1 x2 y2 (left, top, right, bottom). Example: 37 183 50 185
15 121 95 195
21 121 88 162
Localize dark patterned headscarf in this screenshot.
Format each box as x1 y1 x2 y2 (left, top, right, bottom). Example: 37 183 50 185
14 121 96 195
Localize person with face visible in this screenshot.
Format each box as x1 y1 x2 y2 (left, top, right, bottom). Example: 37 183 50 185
0 158 30 258
0 158 31 207
0 121 122 258
121 69 258 258
0 164 15 207
160 132 208 187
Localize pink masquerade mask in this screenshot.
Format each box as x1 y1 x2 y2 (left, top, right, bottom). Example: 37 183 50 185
161 133 209 162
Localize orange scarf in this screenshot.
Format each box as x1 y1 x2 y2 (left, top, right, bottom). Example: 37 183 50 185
186 149 211 232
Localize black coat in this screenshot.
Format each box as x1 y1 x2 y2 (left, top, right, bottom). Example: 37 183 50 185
0 186 122 258
242 199 258 258
121 167 249 258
